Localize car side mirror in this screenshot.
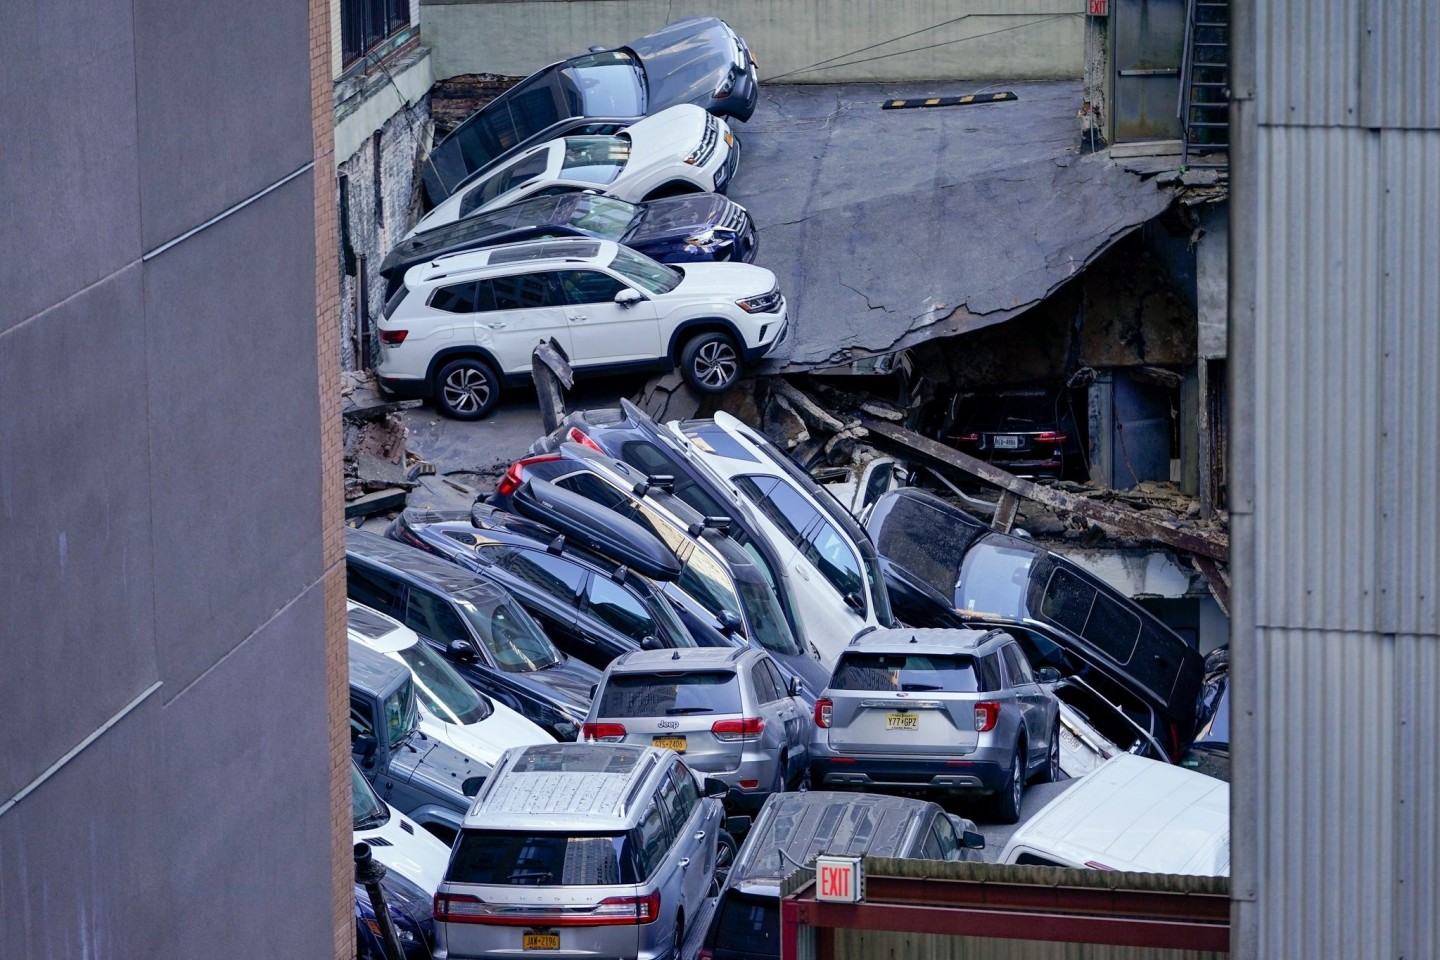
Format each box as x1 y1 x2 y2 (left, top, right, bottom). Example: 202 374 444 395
588 44 606 53
1035 666 1062 683
787 675 802 698
703 776 729 799
448 639 478 661
461 775 487 798
614 288 643 308
963 830 987 850
717 609 743 635
353 733 378 761
843 592 865 613
640 634 663 651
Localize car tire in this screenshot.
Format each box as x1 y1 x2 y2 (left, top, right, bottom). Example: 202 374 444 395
670 914 685 960
680 332 741 394
434 357 500 420
713 830 737 888
1034 726 1061 784
991 742 1025 825
770 753 786 797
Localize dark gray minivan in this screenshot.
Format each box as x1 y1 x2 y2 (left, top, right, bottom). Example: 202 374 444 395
697 791 984 960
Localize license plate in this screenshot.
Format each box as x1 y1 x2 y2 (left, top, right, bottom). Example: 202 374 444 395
992 435 1022 449
652 735 687 752
886 713 919 730
522 932 559 950
1059 727 1083 752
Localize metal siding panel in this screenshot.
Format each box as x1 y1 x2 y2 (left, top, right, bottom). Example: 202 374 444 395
1362 0 1440 129
1254 126 1381 631
1257 0 1362 126
1256 629 1394 960
1394 635 1440 960
1379 130 1440 634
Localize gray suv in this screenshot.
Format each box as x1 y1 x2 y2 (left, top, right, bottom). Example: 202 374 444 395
434 743 727 960
584 647 812 811
808 627 1061 823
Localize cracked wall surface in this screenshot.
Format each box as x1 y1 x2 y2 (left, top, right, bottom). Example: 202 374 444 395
724 80 1177 370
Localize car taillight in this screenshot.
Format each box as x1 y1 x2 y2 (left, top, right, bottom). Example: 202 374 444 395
567 427 603 452
596 890 661 925
434 892 486 923
496 454 561 498
378 328 408 345
956 433 980 443
1034 432 1068 443
698 950 714 960
582 722 627 742
711 717 765 741
974 701 1000 732
814 698 832 728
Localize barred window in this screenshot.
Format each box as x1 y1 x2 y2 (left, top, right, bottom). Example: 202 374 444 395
341 0 410 68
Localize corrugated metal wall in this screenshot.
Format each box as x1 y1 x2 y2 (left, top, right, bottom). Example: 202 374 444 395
1234 0 1440 957
830 931 1226 960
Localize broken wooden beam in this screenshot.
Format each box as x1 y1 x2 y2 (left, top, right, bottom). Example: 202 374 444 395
1193 555 1231 616
771 379 850 434
991 491 1021 534
532 338 574 434
860 419 1229 561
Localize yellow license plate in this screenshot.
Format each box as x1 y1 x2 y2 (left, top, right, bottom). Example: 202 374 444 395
724 131 734 147
652 735 687 752
522 932 560 950
886 713 919 730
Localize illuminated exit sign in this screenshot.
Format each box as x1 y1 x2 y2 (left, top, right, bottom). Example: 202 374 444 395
1088 0 1109 15
815 856 863 903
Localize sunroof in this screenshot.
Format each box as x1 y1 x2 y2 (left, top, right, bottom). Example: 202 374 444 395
488 240 600 265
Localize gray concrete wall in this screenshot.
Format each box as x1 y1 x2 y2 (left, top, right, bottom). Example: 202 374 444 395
0 0 341 956
420 0 1086 83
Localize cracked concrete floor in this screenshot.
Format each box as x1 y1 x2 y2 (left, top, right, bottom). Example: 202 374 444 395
727 80 1177 370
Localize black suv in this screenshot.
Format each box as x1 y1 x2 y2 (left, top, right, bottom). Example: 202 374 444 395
345 529 598 740
387 501 704 672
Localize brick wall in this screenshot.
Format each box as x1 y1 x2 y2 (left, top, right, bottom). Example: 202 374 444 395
311 0 353 954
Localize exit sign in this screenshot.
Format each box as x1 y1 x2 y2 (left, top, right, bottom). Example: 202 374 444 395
1088 0 1109 15
815 856 863 903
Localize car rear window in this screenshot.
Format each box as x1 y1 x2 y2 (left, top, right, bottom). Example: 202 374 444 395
829 653 981 693
598 671 741 717
449 829 641 886
710 892 779 960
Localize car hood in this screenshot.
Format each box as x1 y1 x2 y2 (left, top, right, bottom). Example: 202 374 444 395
524 655 602 719
387 733 490 814
419 708 552 768
356 807 449 894
627 17 739 110
669 261 776 299
622 104 711 163
627 194 738 241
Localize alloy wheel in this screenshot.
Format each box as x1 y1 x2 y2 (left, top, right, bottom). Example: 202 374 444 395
443 367 491 414
693 340 738 388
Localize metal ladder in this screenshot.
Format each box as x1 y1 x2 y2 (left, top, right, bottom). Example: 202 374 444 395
1178 0 1229 167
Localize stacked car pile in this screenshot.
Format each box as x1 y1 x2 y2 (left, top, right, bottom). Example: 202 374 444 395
373 17 786 422
343 18 1229 960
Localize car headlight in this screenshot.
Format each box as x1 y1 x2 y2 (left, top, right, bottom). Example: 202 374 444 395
714 66 740 99
736 289 782 313
364 919 416 943
685 227 734 248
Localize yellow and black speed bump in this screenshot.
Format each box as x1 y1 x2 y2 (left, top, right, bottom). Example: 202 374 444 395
883 92 1019 110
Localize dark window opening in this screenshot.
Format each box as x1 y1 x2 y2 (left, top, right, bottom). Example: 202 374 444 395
342 0 410 68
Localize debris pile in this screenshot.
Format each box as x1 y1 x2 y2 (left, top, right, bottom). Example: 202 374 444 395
342 371 423 519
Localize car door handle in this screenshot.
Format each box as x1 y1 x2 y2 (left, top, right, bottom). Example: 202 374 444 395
678 857 691 869
487 321 508 329
568 313 588 322
694 830 707 842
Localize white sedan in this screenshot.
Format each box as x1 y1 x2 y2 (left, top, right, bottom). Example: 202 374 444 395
407 103 737 238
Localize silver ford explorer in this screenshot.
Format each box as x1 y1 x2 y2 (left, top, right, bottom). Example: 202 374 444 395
433 742 727 959
808 627 1061 823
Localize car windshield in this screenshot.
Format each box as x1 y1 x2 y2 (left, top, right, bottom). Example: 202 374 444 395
561 136 630 184
608 245 682 294
382 677 419 745
829 653 981 693
599 671 742 717
566 195 640 239
459 597 563 672
450 829 641 885
459 149 552 218
568 51 646 115
392 644 493 725
351 763 390 831
954 539 1036 619
734 576 801 656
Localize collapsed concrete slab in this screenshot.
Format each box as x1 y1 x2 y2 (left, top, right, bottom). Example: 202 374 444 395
726 81 1179 370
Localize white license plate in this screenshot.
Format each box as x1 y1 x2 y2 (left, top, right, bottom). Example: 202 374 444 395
886 713 919 730
992 435 1022 449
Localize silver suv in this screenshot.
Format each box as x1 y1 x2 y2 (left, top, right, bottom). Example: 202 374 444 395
584 647 812 812
808 627 1061 823
433 742 725 960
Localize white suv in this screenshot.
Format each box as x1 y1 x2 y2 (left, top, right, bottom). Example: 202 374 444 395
377 238 787 419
